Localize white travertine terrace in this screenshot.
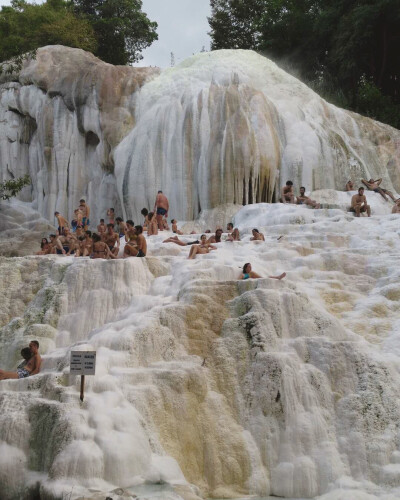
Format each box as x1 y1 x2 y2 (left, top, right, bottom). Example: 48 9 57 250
0 46 399 226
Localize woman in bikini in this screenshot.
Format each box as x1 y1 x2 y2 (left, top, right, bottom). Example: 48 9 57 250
36 238 51 255
141 208 150 231
92 233 112 259
188 234 217 259
240 263 286 280
227 228 240 241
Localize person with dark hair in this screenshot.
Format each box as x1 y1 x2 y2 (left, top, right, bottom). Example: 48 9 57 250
141 208 149 231
154 191 169 230
345 180 354 192
0 341 42 380
107 208 115 225
227 228 240 241
147 212 158 236
92 233 112 259
296 187 320 208
79 199 90 229
115 217 127 238
36 238 51 255
49 234 65 255
226 222 234 233
361 178 396 202
104 223 120 257
280 180 295 204
135 226 147 257
240 263 286 280
350 187 371 217
125 220 136 241
171 219 183 235
54 211 69 236
188 234 217 259
208 228 223 243
163 236 200 246
250 228 265 241
97 219 107 235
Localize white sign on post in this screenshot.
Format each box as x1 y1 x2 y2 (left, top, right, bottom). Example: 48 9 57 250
70 351 96 375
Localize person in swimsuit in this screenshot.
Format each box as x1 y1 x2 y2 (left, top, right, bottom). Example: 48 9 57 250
240 263 286 280
107 208 115 226
188 234 217 259
97 219 107 235
163 236 199 246
104 223 120 257
36 238 51 255
125 220 137 242
361 178 396 202
171 219 183 235
250 228 265 241
54 212 69 236
0 340 42 380
49 234 65 255
154 190 169 230
345 180 354 191
123 237 138 258
135 225 147 257
350 187 371 217
208 229 223 244
226 222 234 233
296 187 320 208
141 209 149 231
81 230 93 257
280 180 295 203
115 217 127 238
92 233 112 259
227 228 240 241
147 212 158 236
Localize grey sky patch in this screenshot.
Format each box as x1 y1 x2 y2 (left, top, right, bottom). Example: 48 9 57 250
0 0 211 68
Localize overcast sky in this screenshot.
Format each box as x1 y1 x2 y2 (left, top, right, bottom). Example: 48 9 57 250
0 0 211 68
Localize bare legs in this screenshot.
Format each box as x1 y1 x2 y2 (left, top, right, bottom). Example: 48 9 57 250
0 369 19 380
269 272 286 280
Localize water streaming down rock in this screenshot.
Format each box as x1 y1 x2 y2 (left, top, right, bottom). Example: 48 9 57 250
0 46 399 226
1 197 400 499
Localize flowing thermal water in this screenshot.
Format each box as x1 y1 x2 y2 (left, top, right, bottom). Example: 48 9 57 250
1 194 400 500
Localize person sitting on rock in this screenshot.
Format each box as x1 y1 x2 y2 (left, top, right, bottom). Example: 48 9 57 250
36 238 51 255
208 228 223 243
240 263 286 280
250 228 265 241
123 236 138 257
0 341 42 380
226 222 234 233
227 228 240 241
345 180 354 191
296 187 321 208
280 180 295 203
141 208 149 231
350 187 371 217
171 219 183 235
147 212 158 236
103 223 119 257
97 219 107 235
135 226 147 257
92 233 112 259
115 217 127 238
60 227 78 255
392 199 400 214
188 234 217 259
49 234 65 255
361 178 396 202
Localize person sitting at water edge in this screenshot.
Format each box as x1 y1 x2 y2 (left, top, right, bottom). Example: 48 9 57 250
141 208 149 231
208 228 223 243
188 234 217 259
171 219 183 235
250 228 265 241
107 207 115 226
36 238 51 255
350 187 371 217
297 187 321 208
103 223 119 257
97 219 107 235
163 236 200 246
92 233 112 259
280 180 295 204
392 199 400 214
0 340 42 380
147 212 158 236
240 263 286 280
226 222 234 233
135 226 147 257
227 228 240 241
345 180 354 191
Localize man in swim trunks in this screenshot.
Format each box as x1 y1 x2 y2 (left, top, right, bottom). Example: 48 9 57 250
250 228 265 241
280 180 295 203
361 178 396 202
115 217 127 238
135 225 147 257
171 219 183 235
104 223 120 257
154 190 169 230
296 187 320 208
188 234 217 259
0 340 42 380
79 199 90 229
60 227 78 255
54 211 69 235
350 187 371 217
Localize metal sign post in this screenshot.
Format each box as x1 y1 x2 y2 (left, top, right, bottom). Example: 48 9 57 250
70 351 96 402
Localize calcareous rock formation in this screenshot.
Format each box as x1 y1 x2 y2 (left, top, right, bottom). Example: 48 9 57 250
0 45 399 227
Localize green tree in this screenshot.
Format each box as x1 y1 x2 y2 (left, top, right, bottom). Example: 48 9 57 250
72 0 158 65
0 0 97 71
208 0 400 128
0 175 31 200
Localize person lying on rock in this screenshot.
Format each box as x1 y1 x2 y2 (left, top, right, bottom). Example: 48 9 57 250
361 178 396 202
123 236 138 257
0 341 42 380
350 187 371 217
280 180 295 203
240 263 286 281
163 236 200 246
207 228 223 243
250 228 265 241
188 234 217 259
135 226 147 257
296 187 321 208
124 220 136 241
